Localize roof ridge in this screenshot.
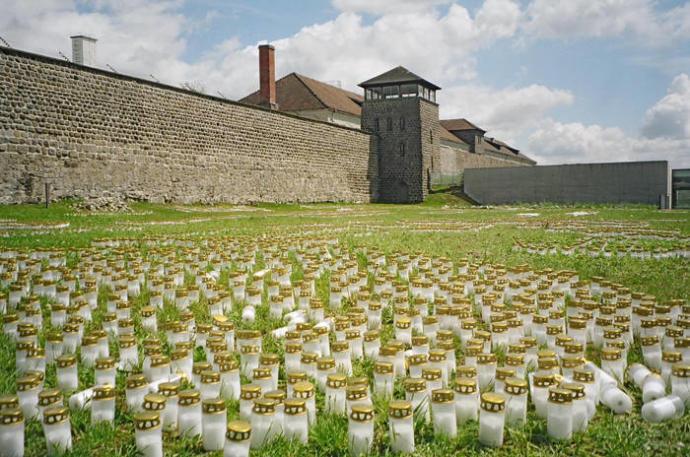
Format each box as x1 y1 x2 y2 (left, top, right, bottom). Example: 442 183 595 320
293 73 330 110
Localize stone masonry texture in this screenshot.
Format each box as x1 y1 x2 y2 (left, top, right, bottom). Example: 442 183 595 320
0 48 375 204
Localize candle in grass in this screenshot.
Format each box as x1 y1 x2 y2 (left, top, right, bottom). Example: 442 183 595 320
224 421 251 457
348 404 374 456
0 408 24 457
134 412 163 457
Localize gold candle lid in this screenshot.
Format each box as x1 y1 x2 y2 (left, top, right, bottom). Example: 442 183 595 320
126 374 148 390
226 421 251 442
143 393 167 411
38 389 62 407
388 400 413 419
0 408 23 425
455 378 477 394
16 375 40 391
548 388 573 404
672 364 690 378
283 398 307 416
252 368 272 381
561 382 586 399
0 395 19 411
93 385 116 400
480 392 506 412
431 388 454 403
504 377 528 395
374 361 394 375
601 348 622 361
134 412 161 431
477 353 497 365
403 377 426 393
317 357 336 371
240 384 262 401
533 374 556 388
287 372 308 385
350 404 374 422
251 398 275 415
193 362 212 375
326 374 347 389
43 406 69 425
202 397 226 415
178 390 201 406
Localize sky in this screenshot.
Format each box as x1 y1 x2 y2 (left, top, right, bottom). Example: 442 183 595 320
2 0 690 167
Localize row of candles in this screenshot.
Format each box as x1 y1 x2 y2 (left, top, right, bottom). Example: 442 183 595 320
0 239 688 456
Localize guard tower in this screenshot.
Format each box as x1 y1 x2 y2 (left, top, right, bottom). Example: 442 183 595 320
359 66 440 203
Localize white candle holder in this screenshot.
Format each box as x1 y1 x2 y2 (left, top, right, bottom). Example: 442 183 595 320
478 392 506 447
224 421 251 457
530 374 556 419
316 357 336 391
118 335 138 371
43 406 72 456
546 388 573 440
403 378 429 423
561 383 588 433
389 400 414 454
641 394 685 422
91 385 116 425
284 397 309 444
293 381 316 425
134 412 163 457
202 398 227 451
239 385 262 421
252 368 274 395
476 353 497 391
0 408 24 457
431 389 456 439
38 389 63 417
94 357 117 387
348 404 374 456
504 377 528 427
178 390 202 437
454 377 478 424
325 374 347 415
363 331 381 359
125 374 149 413
671 364 690 404
200 371 222 400
373 361 394 397
16 375 41 420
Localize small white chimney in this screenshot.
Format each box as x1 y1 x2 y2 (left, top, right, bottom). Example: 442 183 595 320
70 35 97 67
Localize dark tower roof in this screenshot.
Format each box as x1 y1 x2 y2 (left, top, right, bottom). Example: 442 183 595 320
358 66 441 90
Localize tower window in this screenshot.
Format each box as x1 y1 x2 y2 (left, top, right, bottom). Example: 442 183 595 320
399 142 406 158
429 129 433 143
374 118 380 131
400 117 406 131
383 85 399 99
387 118 393 131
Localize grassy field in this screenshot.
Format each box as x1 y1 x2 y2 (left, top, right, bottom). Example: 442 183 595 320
0 193 689 457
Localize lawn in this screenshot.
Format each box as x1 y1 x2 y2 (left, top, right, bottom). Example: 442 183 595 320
0 195 689 457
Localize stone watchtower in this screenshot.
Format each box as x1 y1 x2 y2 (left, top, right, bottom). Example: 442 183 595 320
359 67 440 203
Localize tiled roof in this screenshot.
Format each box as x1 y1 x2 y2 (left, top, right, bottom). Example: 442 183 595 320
359 66 441 90
440 125 468 145
440 118 485 132
239 73 363 117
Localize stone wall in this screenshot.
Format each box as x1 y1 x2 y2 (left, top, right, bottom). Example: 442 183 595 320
464 161 671 206
0 48 375 204
431 144 526 186
361 97 437 203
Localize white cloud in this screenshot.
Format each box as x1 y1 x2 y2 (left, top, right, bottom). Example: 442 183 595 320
331 0 452 15
641 73 690 140
523 0 690 45
440 84 574 143
527 119 690 168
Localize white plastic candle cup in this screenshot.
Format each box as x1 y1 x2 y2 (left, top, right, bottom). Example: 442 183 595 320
239 385 262 421
530 374 556 419
16 376 41 420
547 388 573 441
431 389 456 439
224 421 251 457
202 398 227 451
284 398 309 444
91 385 116 425
599 384 632 414
250 399 277 449
125 375 149 413
504 377 528 428
629 363 652 388
178 390 202 437
454 378 479 424
0 408 24 457
56 356 78 392
373 362 394 397
641 395 685 422
670 365 690 404
478 393 506 448
389 400 415 454
561 383 588 433
348 404 374 456
134 412 163 457
642 374 667 403
200 372 222 400
43 406 72 456
220 367 240 401
325 375 347 415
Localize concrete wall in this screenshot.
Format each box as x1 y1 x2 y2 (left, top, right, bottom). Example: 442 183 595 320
0 47 375 204
464 161 670 206
430 143 527 186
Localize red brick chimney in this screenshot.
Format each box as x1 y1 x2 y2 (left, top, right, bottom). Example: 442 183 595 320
258 44 278 109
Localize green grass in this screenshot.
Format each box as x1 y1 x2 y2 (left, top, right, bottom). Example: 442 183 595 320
0 194 689 456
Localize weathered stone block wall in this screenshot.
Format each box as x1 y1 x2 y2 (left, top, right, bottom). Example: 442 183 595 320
361 97 437 203
464 161 671 206
0 48 375 204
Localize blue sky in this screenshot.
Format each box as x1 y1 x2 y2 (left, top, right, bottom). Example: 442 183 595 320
3 0 690 166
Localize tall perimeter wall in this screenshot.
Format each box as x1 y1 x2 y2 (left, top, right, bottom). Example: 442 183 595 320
0 48 375 204
464 161 671 206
